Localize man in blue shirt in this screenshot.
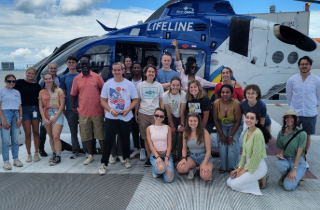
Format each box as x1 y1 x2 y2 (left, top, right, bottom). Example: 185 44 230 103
156 53 179 91
59 56 86 159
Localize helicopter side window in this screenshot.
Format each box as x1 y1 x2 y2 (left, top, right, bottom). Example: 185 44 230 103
163 48 206 78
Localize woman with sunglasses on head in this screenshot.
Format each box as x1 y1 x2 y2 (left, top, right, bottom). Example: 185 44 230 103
172 39 216 91
136 64 164 166
177 113 214 180
39 73 65 165
275 110 307 191
146 108 174 182
227 111 270 195
213 84 243 174
215 67 244 102
0 75 23 170
162 76 186 162
14 67 42 162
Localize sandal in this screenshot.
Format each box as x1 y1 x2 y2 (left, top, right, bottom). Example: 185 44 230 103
260 174 269 189
219 169 226 174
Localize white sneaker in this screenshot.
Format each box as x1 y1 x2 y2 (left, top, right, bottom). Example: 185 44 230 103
187 168 197 180
152 172 160 178
124 158 132 168
306 161 310 169
13 159 23 167
26 154 32 162
130 148 140 159
140 148 146 160
109 155 117 164
34 153 40 162
83 155 94 165
118 156 126 163
3 161 12 170
99 163 106 175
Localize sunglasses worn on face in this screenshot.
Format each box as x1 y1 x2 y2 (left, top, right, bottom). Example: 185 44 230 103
154 114 165 119
6 80 16 83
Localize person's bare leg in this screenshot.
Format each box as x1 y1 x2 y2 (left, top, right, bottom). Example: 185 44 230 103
52 124 63 154
86 140 93 155
22 120 32 154
31 120 40 153
45 125 55 152
306 135 311 153
200 162 214 181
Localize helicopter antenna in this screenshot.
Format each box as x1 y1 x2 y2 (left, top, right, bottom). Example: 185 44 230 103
115 11 121 29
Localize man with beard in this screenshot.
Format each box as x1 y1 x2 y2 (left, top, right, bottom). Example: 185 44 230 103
70 54 105 165
286 55 320 169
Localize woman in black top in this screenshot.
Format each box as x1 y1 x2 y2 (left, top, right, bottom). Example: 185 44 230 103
14 67 42 163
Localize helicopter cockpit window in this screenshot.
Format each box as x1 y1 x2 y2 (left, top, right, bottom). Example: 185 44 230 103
164 48 206 78
81 45 112 75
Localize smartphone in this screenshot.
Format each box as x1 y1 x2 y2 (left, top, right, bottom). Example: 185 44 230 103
0 123 11 130
118 112 124 115
231 173 237 179
277 155 286 160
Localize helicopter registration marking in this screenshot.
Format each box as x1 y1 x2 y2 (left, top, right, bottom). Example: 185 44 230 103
147 22 194 32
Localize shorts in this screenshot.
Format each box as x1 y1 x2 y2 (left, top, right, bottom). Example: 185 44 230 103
138 112 154 140
189 152 214 167
298 115 317 135
48 108 64 125
22 106 41 121
79 114 104 141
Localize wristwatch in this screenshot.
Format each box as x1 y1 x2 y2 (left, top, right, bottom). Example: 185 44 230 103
293 166 298 169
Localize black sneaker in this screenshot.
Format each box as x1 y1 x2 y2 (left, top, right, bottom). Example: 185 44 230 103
50 156 61 166
144 157 151 167
49 153 56 163
39 149 48 157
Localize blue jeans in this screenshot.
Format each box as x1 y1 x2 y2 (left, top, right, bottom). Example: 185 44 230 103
150 153 174 183
22 106 40 121
48 109 64 125
1 110 20 161
217 122 243 171
275 156 306 191
189 152 214 166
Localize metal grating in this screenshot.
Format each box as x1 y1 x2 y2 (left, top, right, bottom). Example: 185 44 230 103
272 51 284 64
287 52 299 64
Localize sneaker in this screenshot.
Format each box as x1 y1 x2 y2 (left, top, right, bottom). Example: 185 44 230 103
144 157 151 167
49 153 56 163
13 159 23 167
34 153 40 162
109 155 117 164
278 175 285 186
39 149 48 157
187 168 197 180
70 152 80 159
152 172 160 178
298 175 306 186
124 158 132 168
26 154 32 162
3 161 12 170
130 148 140 159
99 163 107 175
83 155 94 165
306 161 310 169
118 156 126 163
50 156 61 166
140 148 146 160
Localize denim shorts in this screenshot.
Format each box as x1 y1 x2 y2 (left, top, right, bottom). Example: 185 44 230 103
47 108 64 125
189 152 214 167
22 106 41 121
299 116 317 135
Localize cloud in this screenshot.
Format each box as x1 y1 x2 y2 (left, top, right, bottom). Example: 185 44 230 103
8 48 32 60
59 0 110 16
14 0 49 14
35 47 52 59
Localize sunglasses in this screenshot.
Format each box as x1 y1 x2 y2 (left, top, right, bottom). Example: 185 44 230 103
154 114 165 119
190 66 198 69
6 80 16 83
188 112 199 116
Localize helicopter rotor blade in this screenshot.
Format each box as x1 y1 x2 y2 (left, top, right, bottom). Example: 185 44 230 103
294 0 320 4
145 0 178 23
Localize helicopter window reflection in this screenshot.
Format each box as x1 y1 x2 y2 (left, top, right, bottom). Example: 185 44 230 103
164 48 206 78
81 45 112 74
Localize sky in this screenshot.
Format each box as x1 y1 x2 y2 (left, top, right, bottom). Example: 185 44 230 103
1 0 320 70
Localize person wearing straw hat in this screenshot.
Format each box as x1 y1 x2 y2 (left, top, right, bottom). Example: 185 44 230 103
275 110 307 191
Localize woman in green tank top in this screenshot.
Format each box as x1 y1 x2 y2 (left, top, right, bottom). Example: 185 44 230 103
213 84 243 173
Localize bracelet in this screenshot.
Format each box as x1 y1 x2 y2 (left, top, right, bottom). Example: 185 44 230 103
237 166 243 169
229 136 233 138
109 109 113 114
156 156 161 159
165 156 169 159
180 156 187 161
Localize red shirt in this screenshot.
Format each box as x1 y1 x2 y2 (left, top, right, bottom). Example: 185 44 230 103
70 71 104 117
215 82 244 101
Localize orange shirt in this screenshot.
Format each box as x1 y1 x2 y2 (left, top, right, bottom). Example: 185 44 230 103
70 71 104 117
38 88 65 119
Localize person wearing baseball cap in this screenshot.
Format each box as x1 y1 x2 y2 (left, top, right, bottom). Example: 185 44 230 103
275 110 307 191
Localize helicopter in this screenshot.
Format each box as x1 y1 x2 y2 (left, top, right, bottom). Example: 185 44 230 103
34 0 320 100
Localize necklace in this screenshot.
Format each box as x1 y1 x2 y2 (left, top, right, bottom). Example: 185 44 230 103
153 124 163 130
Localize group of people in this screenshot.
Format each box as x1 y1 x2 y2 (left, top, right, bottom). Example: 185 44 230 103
0 38 318 195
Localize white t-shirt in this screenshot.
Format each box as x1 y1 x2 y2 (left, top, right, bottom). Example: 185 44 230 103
101 78 138 122
132 78 142 88
162 90 187 118
136 81 164 115
0 87 21 110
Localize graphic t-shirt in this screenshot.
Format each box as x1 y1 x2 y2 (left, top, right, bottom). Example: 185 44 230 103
156 69 180 84
101 78 138 122
186 95 211 121
162 90 187 118
59 73 79 110
136 81 164 115
240 100 271 127
0 87 21 110
38 88 65 119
